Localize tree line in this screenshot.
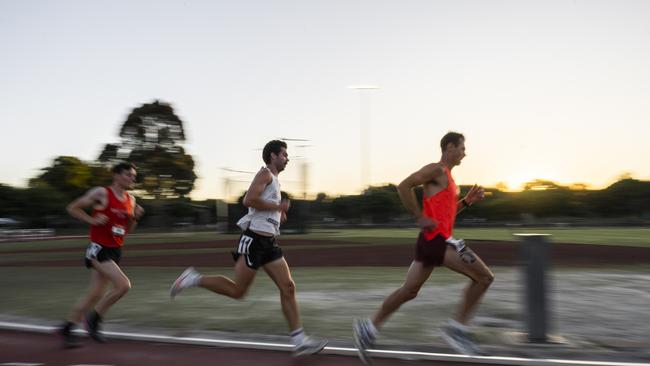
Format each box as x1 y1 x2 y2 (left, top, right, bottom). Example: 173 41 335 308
3 174 648 230
1 100 648 230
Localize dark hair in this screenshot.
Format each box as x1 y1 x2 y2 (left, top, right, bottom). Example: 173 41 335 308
112 162 136 174
262 140 287 164
440 132 465 152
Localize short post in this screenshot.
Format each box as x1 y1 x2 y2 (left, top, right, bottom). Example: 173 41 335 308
515 233 551 343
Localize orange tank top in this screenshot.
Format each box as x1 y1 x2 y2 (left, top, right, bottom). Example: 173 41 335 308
422 167 458 240
89 187 133 248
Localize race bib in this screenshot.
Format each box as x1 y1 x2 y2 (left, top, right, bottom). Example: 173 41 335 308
85 242 103 260
111 225 126 237
445 237 466 252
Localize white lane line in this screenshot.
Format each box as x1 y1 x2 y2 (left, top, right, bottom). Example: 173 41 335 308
0 321 647 366
0 363 44 366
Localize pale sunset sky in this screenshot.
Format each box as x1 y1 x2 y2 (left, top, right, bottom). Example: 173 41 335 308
1 1 649 200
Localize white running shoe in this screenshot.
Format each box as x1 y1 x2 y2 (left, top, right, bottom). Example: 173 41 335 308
441 325 483 356
292 336 328 357
170 267 200 299
353 318 376 365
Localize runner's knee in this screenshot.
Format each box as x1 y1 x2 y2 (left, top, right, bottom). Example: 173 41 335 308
231 286 249 299
475 273 494 288
115 278 131 295
401 286 420 301
279 280 296 298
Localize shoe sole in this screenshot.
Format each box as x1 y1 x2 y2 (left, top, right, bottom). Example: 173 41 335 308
292 340 328 357
441 332 476 356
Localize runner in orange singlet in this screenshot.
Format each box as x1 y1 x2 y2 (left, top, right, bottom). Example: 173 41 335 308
58 162 144 348
353 132 492 362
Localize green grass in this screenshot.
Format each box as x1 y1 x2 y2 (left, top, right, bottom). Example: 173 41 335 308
2 227 650 252
455 227 650 246
317 227 650 246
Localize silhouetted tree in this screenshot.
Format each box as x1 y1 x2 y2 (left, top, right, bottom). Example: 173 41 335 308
98 100 197 198
29 156 111 200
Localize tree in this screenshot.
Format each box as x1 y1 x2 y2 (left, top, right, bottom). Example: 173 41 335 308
98 100 197 198
360 185 405 223
0 183 69 227
29 156 111 200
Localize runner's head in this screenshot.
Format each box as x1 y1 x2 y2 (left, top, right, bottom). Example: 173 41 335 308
112 162 137 190
440 132 466 166
263 140 289 172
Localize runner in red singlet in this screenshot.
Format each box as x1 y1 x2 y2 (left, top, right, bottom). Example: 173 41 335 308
58 162 144 348
353 132 493 362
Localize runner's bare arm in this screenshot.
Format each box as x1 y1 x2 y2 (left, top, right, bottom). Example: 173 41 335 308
398 163 444 227
66 187 108 226
242 168 288 212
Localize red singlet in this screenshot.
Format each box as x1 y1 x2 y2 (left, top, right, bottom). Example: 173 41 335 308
89 187 133 248
421 167 458 240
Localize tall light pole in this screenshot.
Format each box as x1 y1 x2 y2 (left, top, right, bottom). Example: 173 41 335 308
348 85 380 190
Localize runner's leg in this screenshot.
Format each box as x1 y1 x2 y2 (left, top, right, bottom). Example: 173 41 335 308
199 256 257 299
443 246 494 324
91 260 131 316
69 269 109 322
372 261 434 328
263 257 300 330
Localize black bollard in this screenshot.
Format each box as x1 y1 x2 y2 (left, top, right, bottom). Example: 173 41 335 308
515 233 551 343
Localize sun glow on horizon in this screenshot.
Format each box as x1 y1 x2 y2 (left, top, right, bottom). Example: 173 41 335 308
502 168 558 192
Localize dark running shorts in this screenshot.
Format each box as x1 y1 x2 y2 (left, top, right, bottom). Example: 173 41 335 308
232 229 284 270
84 242 122 269
414 232 448 267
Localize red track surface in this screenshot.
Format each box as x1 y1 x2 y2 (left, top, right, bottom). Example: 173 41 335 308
5 240 650 267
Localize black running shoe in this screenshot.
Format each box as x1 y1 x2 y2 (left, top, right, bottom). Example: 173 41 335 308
85 311 107 343
58 321 81 349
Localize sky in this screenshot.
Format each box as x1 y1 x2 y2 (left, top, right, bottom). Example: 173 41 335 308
1 0 649 200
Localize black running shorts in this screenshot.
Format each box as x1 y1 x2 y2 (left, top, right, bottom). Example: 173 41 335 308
232 229 284 270
84 242 122 269
414 232 448 267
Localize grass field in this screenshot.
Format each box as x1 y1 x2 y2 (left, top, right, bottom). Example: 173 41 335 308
314 227 650 246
